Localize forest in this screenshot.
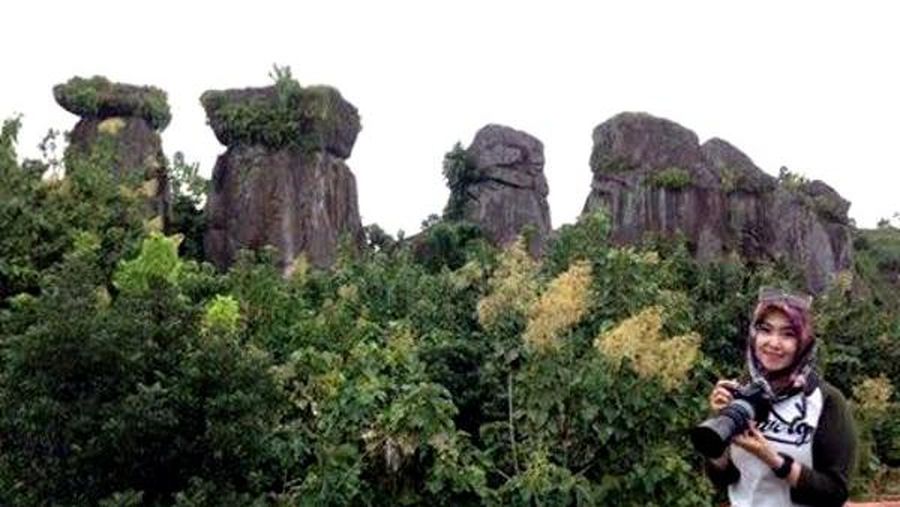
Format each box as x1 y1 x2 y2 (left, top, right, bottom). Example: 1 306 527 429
1 101 899 506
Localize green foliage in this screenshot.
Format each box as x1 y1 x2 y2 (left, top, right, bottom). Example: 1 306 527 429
0 233 285 505
0 118 146 305
169 152 206 207
777 165 809 190
54 76 171 130
718 166 776 194
413 219 488 273
646 166 692 190
202 295 240 335
776 166 848 222
200 65 357 151
2 115 899 502
590 154 636 174
113 232 183 294
165 152 207 263
850 376 900 498
855 227 900 299
442 142 478 221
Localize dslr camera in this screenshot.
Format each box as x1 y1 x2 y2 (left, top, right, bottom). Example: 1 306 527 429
690 380 773 458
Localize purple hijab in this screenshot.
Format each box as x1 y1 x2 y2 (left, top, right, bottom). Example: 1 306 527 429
746 289 817 400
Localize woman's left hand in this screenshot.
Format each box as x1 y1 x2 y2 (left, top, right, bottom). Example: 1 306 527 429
733 421 780 468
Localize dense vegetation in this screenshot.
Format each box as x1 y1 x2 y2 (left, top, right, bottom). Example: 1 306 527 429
0 116 898 505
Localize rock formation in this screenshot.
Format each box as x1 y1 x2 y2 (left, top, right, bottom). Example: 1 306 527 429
445 124 551 255
54 76 171 218
202 78 364 273
583 112 852 293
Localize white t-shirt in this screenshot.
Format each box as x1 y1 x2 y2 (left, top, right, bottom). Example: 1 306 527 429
728 387 824 507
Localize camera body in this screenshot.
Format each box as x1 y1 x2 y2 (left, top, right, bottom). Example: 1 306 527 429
690 380 773 458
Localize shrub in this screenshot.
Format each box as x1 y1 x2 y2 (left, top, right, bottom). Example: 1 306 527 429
646 167 692 190
0 234 286 505
442 142 479 221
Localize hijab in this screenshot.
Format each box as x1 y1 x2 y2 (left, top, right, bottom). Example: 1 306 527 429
746 288 817 400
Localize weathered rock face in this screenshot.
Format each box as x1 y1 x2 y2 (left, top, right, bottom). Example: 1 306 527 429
450 124 551 255
55 77 171 219
583 112 852 293
202 81 364 272
583 113 727 262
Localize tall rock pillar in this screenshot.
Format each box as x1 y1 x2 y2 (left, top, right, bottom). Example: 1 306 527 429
445 124 551 256
202 77 364 273
54 76 171 219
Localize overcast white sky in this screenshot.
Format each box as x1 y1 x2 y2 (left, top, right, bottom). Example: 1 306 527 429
2 1 897 233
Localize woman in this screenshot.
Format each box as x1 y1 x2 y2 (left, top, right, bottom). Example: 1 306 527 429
705 287 856 507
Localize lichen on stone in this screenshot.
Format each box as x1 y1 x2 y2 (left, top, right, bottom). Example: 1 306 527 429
97 117 126 136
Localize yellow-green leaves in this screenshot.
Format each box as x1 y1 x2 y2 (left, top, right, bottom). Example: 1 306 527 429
595 306 701 391
854 375 894 416
113 232 183 294
477 239 538 331
523 260 592 352
202 295 241 336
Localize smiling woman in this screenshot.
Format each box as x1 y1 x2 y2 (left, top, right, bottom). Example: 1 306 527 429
753 310 801 374
704 287 857 507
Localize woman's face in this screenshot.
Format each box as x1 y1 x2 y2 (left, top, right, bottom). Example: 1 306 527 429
753 309 799 373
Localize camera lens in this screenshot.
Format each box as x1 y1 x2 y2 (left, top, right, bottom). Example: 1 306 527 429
690 399 754 458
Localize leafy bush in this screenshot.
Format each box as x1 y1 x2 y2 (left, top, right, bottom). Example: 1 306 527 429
590 154 636 174
0 118 146 304
442 142 478 221
851 376 900 498
0 234 285 505
646 167 692 190
166 152 208 262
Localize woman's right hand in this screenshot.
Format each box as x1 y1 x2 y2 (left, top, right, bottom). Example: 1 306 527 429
709 379 739 412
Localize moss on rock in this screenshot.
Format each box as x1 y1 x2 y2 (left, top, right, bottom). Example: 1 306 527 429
200 79 361 157
53 76 171 131
646 166 692 190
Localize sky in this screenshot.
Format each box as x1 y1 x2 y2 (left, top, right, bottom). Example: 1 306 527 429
2 1 898 234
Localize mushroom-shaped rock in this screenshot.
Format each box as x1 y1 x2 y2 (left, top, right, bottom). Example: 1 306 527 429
200 84 360 159
54 76 171 219
54 76 171 130
202 77 364 273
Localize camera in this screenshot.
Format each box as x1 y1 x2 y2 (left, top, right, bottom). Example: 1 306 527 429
690 380 772 458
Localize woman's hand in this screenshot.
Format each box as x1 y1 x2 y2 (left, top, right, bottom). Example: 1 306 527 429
709 379 739 412
734 421 802 485
733 421 780 468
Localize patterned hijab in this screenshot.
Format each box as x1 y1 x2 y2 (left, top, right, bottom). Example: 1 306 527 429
746 287 817 400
